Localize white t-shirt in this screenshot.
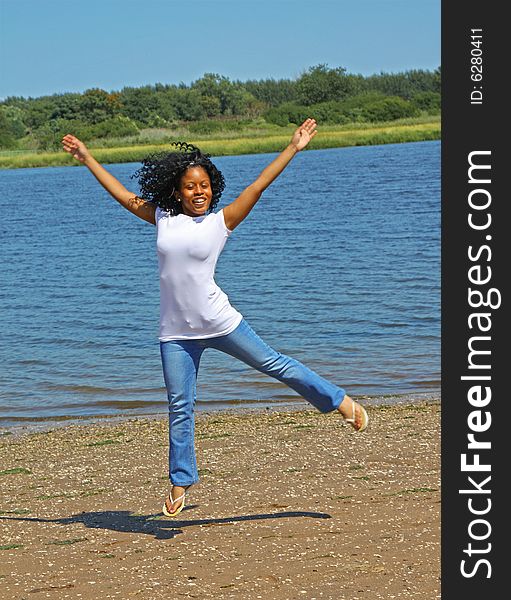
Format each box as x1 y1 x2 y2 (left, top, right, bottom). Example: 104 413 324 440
155 206 243 341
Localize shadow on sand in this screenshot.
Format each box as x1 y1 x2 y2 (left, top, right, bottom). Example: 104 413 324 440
1 507 331 540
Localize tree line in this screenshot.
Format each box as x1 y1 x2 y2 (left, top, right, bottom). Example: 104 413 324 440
0 65 440 150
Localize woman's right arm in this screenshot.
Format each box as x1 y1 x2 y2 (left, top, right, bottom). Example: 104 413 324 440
61 134 156 225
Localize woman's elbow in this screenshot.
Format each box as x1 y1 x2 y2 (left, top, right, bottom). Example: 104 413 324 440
250 182 265 197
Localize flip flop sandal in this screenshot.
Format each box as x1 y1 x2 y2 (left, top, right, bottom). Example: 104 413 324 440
162 491 186 517
344 398 369 432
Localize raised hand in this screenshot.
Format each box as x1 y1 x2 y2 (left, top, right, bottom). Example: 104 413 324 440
61 134 91 164
290 118 317 151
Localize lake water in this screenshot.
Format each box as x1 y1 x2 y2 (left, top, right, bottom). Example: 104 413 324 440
0 141 440 426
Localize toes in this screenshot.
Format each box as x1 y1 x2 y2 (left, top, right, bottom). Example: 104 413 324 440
166 494 184 513
356 405 363 428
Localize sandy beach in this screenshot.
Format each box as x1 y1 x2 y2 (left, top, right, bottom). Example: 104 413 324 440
0 400 440 599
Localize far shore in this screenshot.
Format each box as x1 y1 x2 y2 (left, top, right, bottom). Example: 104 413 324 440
0 117 440 170
1 398 440 598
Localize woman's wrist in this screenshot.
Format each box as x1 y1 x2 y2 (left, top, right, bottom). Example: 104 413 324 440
83 153 96 167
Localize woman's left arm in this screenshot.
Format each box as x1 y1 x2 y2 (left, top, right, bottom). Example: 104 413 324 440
223 118 317 230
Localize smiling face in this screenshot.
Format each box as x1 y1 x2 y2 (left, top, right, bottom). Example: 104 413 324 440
176 166 213 217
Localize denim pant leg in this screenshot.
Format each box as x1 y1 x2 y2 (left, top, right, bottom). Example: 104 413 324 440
160 340 204 486
208 319 346 413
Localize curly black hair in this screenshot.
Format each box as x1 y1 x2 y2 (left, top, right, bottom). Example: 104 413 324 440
130 142 225 215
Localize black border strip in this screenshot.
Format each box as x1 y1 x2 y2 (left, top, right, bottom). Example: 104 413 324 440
441 1 506 596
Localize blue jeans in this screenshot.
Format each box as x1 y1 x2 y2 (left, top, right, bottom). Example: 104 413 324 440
159 318 346 486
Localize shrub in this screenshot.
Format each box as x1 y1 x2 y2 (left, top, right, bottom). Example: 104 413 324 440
0 131 17 149
306 101 350 125
411 92 441 113
0 108 20 148
361 97 419 122
264 103 309 126
88 115 139 139
188 120 226 135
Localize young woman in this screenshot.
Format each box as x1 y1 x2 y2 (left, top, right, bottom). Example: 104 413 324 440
61 119 368 518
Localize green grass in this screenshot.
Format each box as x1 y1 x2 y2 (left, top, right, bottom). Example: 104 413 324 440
387 487 438 496
85 439 121 447
0 467 32 476
46 537 88 546
0 544 24 551
36 492 73 500
0 117 440 170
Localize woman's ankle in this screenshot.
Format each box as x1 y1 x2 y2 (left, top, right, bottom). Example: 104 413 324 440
170 484 190 496
337 394 353 417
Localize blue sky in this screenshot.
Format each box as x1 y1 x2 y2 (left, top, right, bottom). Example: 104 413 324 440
0 0 440 100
